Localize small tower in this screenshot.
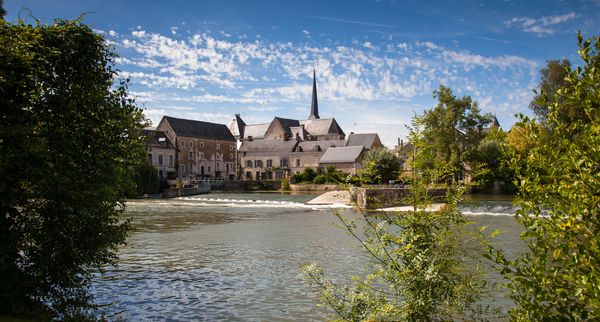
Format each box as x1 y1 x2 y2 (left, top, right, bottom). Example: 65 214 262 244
308 70 320 120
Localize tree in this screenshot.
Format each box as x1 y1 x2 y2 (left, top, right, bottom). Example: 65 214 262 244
418 85 493 183
360 148 401 184
0 0 6 20
490 33 600 320
530 59 571 123
305 123 494 321
133 162 160 195
0 19 146 318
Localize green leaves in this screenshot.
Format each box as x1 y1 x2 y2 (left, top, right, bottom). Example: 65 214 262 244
0 19 145 318
491 33 600 321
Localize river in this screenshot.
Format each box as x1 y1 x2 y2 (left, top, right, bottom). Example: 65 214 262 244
91 192 524 321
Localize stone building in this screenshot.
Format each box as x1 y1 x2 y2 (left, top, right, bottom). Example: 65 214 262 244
142 129 177 181
157 116 237 182
228 70 385 180
318 146 367 175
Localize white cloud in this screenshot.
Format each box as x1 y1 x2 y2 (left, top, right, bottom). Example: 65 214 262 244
504 12 576 36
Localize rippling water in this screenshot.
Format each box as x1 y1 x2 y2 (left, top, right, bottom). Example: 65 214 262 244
91 192 524 321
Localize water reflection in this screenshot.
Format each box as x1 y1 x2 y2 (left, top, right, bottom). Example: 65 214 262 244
92 193 524 321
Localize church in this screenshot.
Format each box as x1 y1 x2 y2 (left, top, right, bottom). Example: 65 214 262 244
228 71 383 181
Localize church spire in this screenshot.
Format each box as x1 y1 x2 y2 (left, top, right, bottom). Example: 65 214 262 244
309 69 320 120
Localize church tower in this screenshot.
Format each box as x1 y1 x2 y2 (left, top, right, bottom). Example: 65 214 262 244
308 70 320 120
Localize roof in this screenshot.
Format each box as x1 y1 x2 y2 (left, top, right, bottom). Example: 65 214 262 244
227 114 246 139
142 129 176 149
161 116 235 141
296 140 346 152
239 139 298 152
243 123 270 140
299 118 345 137
319 146 365 164
347 133 381 149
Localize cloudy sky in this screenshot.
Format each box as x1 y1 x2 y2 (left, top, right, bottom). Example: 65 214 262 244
6 0 600 147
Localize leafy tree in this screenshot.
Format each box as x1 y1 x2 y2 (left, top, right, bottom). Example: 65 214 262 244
489 33 600 320
530 59 571 123
133 162 160 195
281 177 291 191
305 124 495 321
360 148 401 184
418 85 493 183
294 167 317 183
0 0 6 20
0 19 146 318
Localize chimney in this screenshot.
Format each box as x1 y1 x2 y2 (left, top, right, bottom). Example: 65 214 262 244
401 139 404 148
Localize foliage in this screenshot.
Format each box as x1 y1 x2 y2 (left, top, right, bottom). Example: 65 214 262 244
417 85 493 183
305 122 495 321
281 177 291 191
294 167 317 183
312 174 327 184
489 33 600 320
360 148 401 184
529 59 571 123
0 0 5 19
0 19 146 318
132 162 160 195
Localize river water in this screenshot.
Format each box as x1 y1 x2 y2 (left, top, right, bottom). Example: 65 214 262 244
91 192 524 321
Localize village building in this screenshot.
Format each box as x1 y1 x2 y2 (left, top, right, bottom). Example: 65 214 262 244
229 70 384 180
157 116 237 183
142 129 177 181
318 145 367 175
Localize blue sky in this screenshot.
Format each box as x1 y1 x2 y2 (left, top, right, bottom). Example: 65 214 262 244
6 0 600 147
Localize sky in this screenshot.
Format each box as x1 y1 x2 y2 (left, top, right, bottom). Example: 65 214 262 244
6 0 600 147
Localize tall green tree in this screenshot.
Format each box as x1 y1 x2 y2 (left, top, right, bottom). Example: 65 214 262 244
360 147 401 184
418 85 493 183
490 33 600 320
0 19 146 318
530 59 571 123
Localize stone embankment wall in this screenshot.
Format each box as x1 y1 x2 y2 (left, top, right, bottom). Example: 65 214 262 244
163 183 211 198
354 187 447 209
290 184 340 192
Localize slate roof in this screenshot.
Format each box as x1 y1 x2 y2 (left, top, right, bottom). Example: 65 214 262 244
319 146 365 163
142 129 176 149
243 123 270 140
347 133 381 149
299 118 345 137
161 116 235 141
239 139 298 152
296 140 346 152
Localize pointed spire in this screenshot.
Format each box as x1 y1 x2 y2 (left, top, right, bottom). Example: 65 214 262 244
309 69 320 120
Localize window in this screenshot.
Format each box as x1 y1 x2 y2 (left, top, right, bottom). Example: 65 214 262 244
246 160 253 167
158 155 163 166
281 159 288 167
296 159 300 167
199 142 204 148
181 164 185 172
190 141 193 148
147 154 153 164
230 145 234 151
169 155 174 166
230 153 233 160
216 143 221 150
208 166 211 172
180 140 185 147
188 151 193 160
216 163 220 170
199 152 204 160
266 159 272 167
255 160 263 167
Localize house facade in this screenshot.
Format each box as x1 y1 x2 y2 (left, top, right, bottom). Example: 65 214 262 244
157 116 237 182
143 129 177 181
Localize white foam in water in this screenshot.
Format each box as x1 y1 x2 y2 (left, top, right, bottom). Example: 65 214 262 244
176 196 352 210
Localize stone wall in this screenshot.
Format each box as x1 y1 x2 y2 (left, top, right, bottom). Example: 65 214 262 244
354 187 447 209
163 183 211 198
289 183 340 192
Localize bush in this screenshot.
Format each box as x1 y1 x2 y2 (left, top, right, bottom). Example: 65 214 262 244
312 174 327 184
281 177 290 191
